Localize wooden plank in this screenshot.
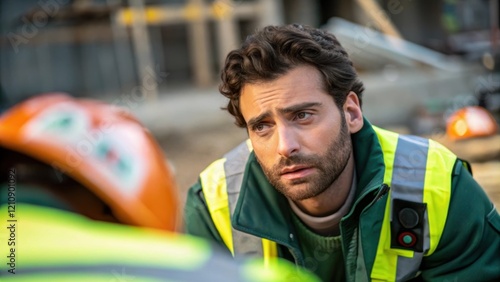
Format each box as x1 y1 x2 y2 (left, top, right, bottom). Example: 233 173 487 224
128 0 158 100
115 2 259 26
258 0 284 26
355 0 402 38
430 134 500 163
187 0 212 87
471 161 500 207
214 1 240 67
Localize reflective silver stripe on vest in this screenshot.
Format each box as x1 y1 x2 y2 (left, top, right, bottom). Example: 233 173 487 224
391 135 429 281
223 141 264 257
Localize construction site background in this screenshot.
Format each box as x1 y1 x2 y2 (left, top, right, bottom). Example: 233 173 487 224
1 0 499 206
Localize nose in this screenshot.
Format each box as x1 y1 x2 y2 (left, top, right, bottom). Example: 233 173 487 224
276 126 300 158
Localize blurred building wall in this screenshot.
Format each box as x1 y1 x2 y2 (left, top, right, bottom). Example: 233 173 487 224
0 0 496 107
0 0 136 101
0 0 285 103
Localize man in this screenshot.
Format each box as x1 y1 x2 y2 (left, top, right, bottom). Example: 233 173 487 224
184 24 500 281
0 93 319 281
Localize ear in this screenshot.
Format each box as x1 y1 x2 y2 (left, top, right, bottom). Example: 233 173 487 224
343 91 363 134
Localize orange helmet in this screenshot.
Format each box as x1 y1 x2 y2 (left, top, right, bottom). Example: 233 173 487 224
446 106 498 140
0 93 179 231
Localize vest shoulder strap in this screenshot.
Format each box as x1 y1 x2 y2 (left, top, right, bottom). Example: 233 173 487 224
371 128 457 281
200 140 275 258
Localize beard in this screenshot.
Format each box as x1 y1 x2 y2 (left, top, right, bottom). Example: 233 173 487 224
256 114 352 201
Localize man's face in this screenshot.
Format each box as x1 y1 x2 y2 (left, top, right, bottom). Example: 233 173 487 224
240 65 361 201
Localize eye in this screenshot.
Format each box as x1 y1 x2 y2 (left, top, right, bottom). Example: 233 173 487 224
253 123 269 132
295 112 312 120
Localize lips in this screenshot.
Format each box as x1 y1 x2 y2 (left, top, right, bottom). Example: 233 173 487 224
280 165 311 175
280 165 315 180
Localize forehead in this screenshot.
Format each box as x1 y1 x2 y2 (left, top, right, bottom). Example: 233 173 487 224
239 65 330 114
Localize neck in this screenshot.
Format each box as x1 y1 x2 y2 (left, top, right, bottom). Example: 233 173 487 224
294 151 355 217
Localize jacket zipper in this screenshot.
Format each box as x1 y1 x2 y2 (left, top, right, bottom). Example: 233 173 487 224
375 184 390 202
342 183 390 281
360 184 390 215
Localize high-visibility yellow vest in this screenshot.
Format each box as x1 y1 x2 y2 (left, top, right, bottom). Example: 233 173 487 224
199 127 459 280
0 204 320 281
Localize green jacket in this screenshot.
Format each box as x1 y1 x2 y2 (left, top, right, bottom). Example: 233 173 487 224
185 119 500 281
0 203 320 282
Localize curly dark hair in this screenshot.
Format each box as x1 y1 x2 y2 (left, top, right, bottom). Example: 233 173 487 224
219 23 365 128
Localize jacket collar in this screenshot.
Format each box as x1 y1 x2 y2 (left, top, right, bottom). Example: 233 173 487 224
231 117 386 244
351 118 386 200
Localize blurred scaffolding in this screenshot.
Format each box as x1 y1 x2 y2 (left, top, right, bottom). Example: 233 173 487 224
0 0 499 132
0 0 284 102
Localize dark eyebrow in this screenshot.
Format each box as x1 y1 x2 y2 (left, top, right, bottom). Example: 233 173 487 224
278 102 322 115
247 111 271 129
246 102 322 129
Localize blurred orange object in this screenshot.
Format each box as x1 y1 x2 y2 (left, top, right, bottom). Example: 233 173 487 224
0 93 180 231
446 106 498 140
